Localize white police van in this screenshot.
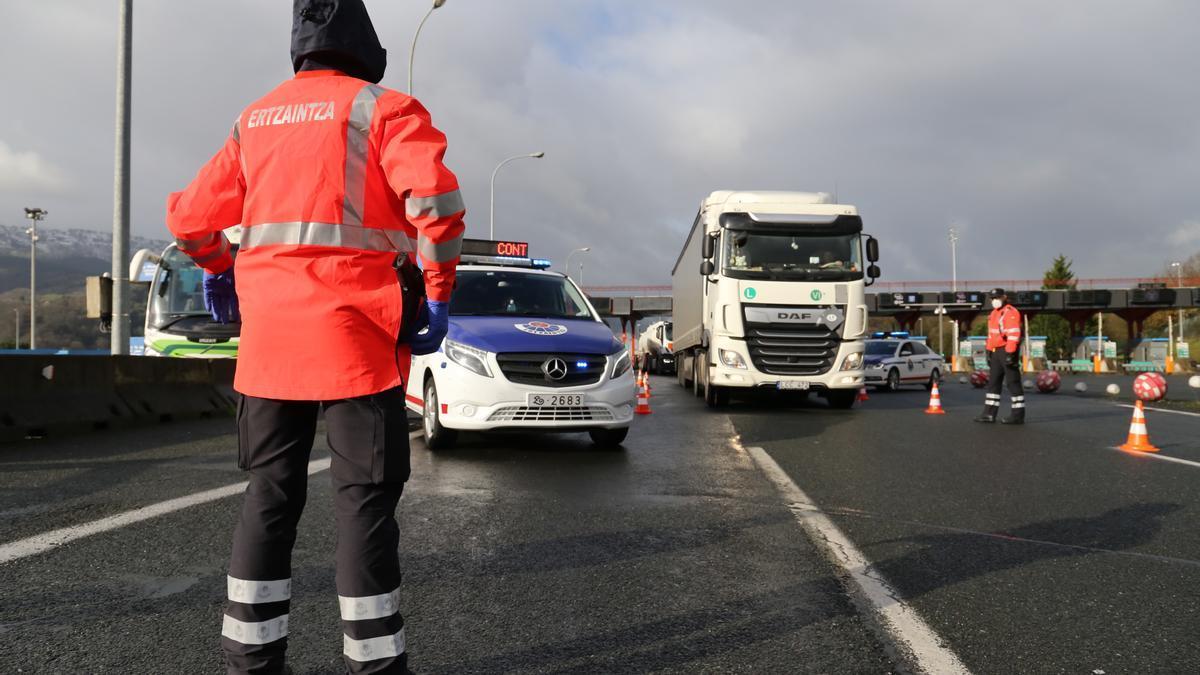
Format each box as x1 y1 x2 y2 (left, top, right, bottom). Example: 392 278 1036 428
406 240 637 449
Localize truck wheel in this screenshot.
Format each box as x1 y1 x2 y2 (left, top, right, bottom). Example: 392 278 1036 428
704 380 728 408
886 368 901 392
678 355 688 388
692 355 703 398
423 378 458 450
826 389 857 409
589 427 628 448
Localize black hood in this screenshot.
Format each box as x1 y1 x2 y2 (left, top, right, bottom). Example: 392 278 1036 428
291 0 387 83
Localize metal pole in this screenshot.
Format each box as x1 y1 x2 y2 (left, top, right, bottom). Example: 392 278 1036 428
111 0 132 355
29 219 36 350
489 152 544 240
408 1 445 95
1177 265 1185 348
14 309 19 350
579 261 585 287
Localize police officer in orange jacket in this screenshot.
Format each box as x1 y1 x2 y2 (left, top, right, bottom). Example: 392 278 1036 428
975 288 1026 425
166 2 464 672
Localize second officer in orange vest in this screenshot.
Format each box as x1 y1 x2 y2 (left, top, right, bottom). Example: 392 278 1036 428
975 288 1026 424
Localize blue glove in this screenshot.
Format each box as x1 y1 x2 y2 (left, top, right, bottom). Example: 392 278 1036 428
409 300 448 355
202 267 240 324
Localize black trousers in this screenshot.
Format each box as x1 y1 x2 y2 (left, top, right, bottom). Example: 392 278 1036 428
985 348 1025 410
221 387 410 675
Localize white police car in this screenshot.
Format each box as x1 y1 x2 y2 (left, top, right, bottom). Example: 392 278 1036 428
406 250 636 449
862 335 944 391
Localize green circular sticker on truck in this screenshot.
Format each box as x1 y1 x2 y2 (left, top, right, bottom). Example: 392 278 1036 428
744 287 757 300
810 289 823 301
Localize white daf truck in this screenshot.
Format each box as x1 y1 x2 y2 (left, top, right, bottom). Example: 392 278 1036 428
671 191 880 407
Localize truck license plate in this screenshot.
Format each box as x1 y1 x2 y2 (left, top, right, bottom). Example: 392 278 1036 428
527 393 585 407
777 381 811 390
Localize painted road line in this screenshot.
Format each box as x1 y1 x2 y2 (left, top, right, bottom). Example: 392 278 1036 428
1115 403 1200 418
744 443 971 675
0 458 332 566
1113 447 1200 469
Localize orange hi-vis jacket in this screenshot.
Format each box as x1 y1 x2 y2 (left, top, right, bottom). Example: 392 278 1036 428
986 304 1022 353
166 70 465 400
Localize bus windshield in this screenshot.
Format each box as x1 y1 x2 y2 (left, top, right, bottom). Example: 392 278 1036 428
450 270 594 320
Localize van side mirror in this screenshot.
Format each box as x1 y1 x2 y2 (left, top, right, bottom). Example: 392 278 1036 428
701 233 716 260
700 260 715 276
865 236 879 263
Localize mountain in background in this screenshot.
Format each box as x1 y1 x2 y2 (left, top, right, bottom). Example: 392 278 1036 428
0 224 170 294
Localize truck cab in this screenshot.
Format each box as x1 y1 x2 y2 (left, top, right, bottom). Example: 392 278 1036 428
671 191 881 407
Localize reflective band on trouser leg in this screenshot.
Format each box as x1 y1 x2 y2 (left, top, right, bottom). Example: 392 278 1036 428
406 189 465 220
417 233 464 264
344 629 406 663
222 614 290 646
339 587 401 621
343 83 385 227
227 576 291 604
241 221 414 253
986 394 1001 402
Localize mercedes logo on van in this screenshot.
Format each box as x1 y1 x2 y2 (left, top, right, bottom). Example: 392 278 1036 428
542 358 569 381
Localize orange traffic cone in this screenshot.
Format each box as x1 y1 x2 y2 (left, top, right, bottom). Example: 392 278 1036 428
924 381 946 415
634 386 653 415
1118 400 1159 453
857 387 869 403
643 370 652 395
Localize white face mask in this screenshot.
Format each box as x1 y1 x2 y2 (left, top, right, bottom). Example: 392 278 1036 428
991 299 1004 309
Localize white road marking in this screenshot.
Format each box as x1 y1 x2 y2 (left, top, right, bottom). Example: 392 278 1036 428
1113 447 1200 469
744 443 971 675
0 458 331 566
1115 403 1200 418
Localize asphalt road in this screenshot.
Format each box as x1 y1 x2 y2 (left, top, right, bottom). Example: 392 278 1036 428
1 374 1196 673
0 384 892 674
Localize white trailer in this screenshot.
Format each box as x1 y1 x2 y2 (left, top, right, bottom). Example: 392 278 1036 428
671 191 881 407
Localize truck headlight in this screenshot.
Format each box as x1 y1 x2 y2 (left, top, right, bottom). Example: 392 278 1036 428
719 348 747 369
840 352 864 371
611 350 632 378
445 339 493 378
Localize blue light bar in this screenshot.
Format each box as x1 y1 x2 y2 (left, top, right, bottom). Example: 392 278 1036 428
532 258 553 269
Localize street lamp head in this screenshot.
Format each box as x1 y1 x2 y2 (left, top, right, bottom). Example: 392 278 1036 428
433 0 447 8
530 152 545 158
581 246 591 252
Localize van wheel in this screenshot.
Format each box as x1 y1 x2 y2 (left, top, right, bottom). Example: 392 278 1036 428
589 427 628 448
423 378 457 450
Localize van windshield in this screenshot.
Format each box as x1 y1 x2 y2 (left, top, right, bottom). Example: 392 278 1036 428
451 270 594 320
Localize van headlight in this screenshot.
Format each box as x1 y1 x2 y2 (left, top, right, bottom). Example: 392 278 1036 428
445 339 493 377
840 352 864 371
719 348 747 369
611 350 632 378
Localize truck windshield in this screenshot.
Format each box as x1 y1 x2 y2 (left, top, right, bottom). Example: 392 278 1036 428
451 270 594 320
723 230 862 281
664 323 673 340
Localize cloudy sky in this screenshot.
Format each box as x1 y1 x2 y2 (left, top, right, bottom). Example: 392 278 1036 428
2 1 1199 286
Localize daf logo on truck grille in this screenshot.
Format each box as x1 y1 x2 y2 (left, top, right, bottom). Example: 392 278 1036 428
745 306 846 329
542 358 569 381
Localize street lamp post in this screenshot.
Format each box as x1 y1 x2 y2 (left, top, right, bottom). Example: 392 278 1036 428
948 225 960 370
111 0 132 355
489 152 545 240
24 208 47 350
408 0 447 95
1171 262 1185 363
566 247 591 286
13 309 19 350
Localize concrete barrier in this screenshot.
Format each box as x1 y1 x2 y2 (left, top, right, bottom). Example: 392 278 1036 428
0 356 236 443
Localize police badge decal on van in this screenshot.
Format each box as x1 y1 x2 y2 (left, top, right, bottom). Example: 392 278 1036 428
515 321 568 336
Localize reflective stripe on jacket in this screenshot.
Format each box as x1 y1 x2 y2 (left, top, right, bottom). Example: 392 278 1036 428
986 304 1022 353
166 70 465 400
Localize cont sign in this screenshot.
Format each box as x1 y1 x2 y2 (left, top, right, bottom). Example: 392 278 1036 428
461 239 529 258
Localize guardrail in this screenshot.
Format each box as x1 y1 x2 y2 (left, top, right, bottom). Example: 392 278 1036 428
0 355 235 443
